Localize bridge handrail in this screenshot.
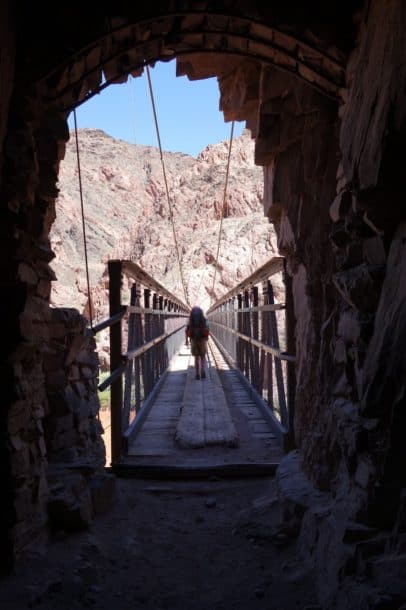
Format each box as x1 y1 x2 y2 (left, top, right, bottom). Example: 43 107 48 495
92 309 127 335
207 256 285 314
102 259 189 463
93 306 188 337
207 256 296 448
121 260 188 311
208 320 295 362
99 324 187 392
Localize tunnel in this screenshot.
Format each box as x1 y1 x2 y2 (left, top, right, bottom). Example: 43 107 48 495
1 2 406 608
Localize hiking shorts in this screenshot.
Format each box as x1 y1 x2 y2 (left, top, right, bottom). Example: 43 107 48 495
190 337 208 357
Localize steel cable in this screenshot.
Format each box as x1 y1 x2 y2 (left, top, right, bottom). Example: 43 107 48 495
73 109 94 329
145 65 190 307
210 120 235 303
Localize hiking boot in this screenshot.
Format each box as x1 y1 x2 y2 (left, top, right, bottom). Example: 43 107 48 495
201 370 206 379
195 373 200 380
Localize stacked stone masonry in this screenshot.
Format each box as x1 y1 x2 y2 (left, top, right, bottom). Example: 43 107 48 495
44 307 112 532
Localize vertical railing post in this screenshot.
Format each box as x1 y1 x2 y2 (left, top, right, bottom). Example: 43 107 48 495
252 285 260 391
163 298 168 334
237 293 243 371
227 299 232 358
226 298 232 360
221 303 225 350
243 289 251 382
225 299 229 357
108 260 123 464
284 261 296 448
173 303 177 340
230 297 236 360
123 282 137 429
152 293 158 382
134 284 142 413
143 288 151 399
263 280 273 409
259 281 266 401
268 280 288 427
158 295 164 373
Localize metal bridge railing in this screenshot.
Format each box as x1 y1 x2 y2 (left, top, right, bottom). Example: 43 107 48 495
207 257 296 449
93 260 188 463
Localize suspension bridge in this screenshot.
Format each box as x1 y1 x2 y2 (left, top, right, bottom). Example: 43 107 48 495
95 257 295 477
74 67 296 477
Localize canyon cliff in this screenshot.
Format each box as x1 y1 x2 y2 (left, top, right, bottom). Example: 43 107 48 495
50 128 278 318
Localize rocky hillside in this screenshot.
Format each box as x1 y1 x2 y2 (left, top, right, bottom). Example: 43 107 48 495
50 128 278 316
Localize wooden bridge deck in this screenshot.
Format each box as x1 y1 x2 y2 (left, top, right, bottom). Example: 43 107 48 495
115 341 283 478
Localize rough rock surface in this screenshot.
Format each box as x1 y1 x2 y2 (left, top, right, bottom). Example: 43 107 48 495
50 128 277 316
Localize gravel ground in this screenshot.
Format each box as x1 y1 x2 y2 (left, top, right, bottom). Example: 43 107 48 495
0 475 317 610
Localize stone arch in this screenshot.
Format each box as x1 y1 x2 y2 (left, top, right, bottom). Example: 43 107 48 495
1 2 351 567
38 10 348 112
29 6 347 498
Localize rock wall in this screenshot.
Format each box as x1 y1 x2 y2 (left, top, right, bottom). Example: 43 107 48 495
0 2 14 182
0 49 108 565
0 83 54 567
212 1 406 606
44 308 105 467
0 0 16 573
262 2 406 607
44 307 112 532
325 2 406 605
258 70 340 489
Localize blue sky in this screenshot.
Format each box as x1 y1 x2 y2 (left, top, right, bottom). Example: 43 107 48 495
68 60 244 157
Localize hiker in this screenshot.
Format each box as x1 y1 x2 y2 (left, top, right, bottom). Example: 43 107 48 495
185 306 210 380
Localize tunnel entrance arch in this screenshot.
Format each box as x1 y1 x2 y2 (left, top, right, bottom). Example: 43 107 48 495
39 11 347 112
29 1 351 350
1 0 358 575
4 3 406 607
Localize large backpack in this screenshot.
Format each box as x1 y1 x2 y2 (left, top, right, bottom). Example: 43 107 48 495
188 308 209 340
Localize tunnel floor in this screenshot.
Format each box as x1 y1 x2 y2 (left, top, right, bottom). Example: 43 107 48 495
0 476 317 610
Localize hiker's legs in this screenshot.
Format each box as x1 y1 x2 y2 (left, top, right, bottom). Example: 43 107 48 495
191 340 201 378
200 355 206 378
200 341 207 377
194 355 201 377
192 339 207 379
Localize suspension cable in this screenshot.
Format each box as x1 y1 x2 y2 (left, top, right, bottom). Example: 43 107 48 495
210 120 235 302
73 109 94 329
130 76 138 145
145 65 190 307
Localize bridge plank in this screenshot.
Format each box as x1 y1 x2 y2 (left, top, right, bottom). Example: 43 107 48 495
174 357 239 448
174 362 205 448
203 361 239 448
125 343 282 476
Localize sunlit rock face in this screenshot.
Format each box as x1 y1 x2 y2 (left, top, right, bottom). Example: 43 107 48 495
50 128 277 315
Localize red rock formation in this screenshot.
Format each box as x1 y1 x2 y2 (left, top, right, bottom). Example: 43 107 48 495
50 128 277 315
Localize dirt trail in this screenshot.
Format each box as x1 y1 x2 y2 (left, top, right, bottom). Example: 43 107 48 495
0 476 317 610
